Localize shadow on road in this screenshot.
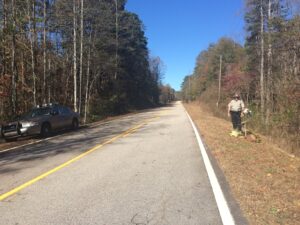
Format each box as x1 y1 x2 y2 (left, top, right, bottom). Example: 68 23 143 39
0 105 174 175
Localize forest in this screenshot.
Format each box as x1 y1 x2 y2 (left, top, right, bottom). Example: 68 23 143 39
181 0 300 153
0 0 174 124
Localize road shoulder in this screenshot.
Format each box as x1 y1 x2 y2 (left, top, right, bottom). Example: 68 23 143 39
184 102 300 225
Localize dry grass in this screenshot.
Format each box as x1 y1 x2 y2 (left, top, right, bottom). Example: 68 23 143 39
184 101 300 225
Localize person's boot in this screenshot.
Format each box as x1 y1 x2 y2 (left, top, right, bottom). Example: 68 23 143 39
230 129 239 137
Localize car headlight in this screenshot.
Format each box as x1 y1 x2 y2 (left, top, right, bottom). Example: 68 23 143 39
21 121 39 128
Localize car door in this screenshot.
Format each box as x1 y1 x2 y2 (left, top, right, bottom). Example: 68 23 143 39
49 106 64 130
64 107 74 127
59 106 72 129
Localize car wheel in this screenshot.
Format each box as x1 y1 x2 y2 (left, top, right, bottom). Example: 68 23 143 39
41 123 51 138
72 118 79 130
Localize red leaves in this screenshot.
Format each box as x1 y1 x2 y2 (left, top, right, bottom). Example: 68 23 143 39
223 70 255 95
0 74 11 97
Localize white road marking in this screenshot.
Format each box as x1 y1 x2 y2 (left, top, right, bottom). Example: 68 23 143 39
185 110 236 225
0 138 53 154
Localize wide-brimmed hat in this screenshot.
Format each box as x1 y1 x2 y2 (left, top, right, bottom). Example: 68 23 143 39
233 93 240 98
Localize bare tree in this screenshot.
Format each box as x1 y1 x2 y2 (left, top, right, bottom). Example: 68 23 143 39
114 0 119 80
266 0 273 125
48 57 51 103
2 0 7 76
79 0 84 114
73 0 78 112
260 0 265 119
27 0 37 106
84 31 92 124
43 0 47 104
11 0 17 114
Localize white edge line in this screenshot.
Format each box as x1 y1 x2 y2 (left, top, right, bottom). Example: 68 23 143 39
185 110 236 225
0 137 52 154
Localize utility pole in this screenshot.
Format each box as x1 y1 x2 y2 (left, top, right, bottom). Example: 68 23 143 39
217 55 222 108
188 76 191 102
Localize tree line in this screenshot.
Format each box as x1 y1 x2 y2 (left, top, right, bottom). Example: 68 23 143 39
181 0 299 152
0 0 169 123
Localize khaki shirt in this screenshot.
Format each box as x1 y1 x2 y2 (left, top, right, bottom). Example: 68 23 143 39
228 99 244 112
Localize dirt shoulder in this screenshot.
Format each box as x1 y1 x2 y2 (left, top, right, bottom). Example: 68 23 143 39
184 102 300 225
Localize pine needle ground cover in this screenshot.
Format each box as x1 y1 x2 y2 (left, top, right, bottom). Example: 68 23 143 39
184 102 300 225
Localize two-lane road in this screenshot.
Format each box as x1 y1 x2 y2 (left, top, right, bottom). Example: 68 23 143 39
0 102 242 225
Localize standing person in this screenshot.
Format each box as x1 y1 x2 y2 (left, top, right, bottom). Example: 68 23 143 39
228 93 245 135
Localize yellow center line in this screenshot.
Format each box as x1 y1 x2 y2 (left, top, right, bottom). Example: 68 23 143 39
122 116 160 138
0 114 161 202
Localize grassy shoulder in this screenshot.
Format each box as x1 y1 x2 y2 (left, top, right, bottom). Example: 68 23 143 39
184 101 300 225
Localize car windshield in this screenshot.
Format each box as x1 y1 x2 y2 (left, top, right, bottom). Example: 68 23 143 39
20 107 51 119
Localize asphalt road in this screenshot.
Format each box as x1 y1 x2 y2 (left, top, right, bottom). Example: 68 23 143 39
0 102 239 225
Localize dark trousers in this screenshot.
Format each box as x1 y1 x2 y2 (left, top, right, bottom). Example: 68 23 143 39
230 111 242 131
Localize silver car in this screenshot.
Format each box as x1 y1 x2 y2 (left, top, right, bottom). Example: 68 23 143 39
1 104 80 142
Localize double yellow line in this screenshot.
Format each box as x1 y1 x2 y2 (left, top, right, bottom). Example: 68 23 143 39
0 115 160 202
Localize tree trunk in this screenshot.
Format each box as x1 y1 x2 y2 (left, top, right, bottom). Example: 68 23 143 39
2 0 7 76
114 0 119 80
33 0 37 105
27 0 37 107
260 0 265 120
79 0 84 115
84 31 92 124
293 45 298 79
48 57 51 103
21 53 25 85
11 0 17 114
73 0 78 112
266 0 273 126
43 0 47 104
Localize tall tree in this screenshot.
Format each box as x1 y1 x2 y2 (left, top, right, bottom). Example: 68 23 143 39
114 0 119 80
73 0 77 112
79 0 84 114
11 0 17 114
266 0 273 125
43 0 47 104
27 0 37 106
260 0 265 119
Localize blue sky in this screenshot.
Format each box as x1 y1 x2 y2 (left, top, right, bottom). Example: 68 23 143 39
126 0 245 91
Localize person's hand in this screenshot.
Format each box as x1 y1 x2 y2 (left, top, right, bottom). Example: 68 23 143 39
227 112 230 117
